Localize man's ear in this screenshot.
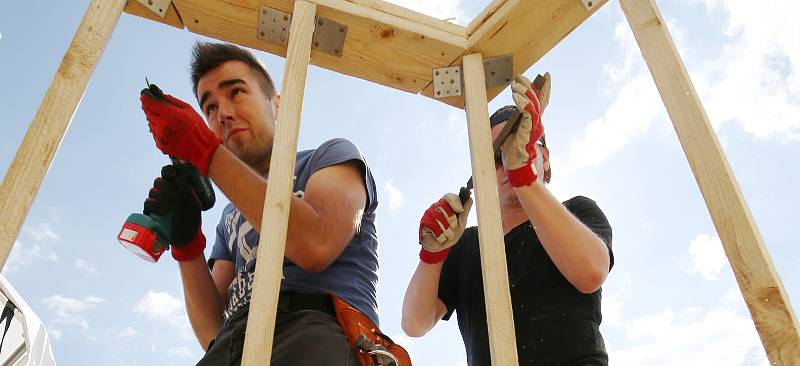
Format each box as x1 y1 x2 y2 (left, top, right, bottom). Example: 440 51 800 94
542 146 552 184
270 95 281 119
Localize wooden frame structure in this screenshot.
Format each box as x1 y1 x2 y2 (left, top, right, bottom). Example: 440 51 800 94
0 0 797 364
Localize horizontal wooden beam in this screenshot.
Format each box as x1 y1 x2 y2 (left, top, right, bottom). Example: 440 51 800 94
421 0 609 108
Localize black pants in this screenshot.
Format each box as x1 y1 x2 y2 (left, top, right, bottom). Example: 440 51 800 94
196 309 359 366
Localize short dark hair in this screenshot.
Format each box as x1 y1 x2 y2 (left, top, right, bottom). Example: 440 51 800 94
190 42 276 99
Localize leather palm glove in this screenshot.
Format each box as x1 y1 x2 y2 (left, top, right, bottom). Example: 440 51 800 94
418 193 473 264
141 91 221 176
143 165 206 262
501 72 551 187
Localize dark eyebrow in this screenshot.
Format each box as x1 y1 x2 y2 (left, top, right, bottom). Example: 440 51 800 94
199 78 248 111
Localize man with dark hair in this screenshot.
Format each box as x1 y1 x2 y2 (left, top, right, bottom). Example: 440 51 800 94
139 41 378 365
401 73 614 365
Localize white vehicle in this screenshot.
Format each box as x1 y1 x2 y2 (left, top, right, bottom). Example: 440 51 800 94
0 276 55 366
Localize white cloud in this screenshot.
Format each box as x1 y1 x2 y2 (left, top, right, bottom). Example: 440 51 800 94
50 328 63 342
610 306 768 366
75 258 98 276
42 294 105 332
4 220 62 273
561 20 664 175
118 326 137 338
169 347 194 358
384 178 406 211
684 234 726 281
386 0 466 24
694 1 800 142
134 290 191 336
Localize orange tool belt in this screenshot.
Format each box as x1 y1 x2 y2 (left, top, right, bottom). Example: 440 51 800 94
329 293 412 366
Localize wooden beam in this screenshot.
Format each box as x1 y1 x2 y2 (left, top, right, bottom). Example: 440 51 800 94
0 0 126 270
620 0 800 364
241 1 315 365
341 0 465 37
421 0 609 108
124 0 184 29
172 0 464 96
463 53 519 366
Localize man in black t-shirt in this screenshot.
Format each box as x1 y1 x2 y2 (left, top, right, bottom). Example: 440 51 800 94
401 73 614 365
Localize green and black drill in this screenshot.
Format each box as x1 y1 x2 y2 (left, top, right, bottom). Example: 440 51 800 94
117 82 216 262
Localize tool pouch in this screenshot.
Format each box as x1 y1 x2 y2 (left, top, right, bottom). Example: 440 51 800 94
329 293 412 366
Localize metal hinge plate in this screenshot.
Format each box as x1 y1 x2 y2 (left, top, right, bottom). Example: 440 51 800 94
432 66 462 98
257 5 347 57
432 54 513 99
258 5 292 47
134 0 172 18
579 0 597 11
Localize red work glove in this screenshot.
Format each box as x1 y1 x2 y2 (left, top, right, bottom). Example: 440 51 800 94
502 73 551 187
418 193 473 264
141 92 222 176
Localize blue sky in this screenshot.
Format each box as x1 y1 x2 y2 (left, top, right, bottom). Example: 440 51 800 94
1 0 799 365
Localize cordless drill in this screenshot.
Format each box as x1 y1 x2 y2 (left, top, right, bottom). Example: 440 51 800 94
117 82 216 262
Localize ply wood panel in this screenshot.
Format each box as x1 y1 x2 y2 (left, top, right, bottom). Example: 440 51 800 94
0 0 126 270
621 0 800 364
171 0 465 95
463 53 519 366
241 1 315 364
124 0 184 29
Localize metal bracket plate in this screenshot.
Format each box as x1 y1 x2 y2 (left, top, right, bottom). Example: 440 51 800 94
258 5 292 47
134 0 172 18
483 54 513 89
579 0 597 11
432 66 463 98
312 17 347 57
258 5 347 57
432 54 513 99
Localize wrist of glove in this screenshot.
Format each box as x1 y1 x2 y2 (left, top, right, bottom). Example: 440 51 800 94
171 228 206 262
502 73 551 188
141 92 221 176
418 193 473 264
143 165 205 262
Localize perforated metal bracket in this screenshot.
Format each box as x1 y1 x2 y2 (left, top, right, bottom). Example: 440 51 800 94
312 17 347 57
258 5 292 47
134 0 172 18
432 66 462 98
258 5 348 57
579 0 597 11
483 54 513 89
432 54 513 99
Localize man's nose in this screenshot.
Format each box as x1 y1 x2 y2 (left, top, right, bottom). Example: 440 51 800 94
217 99 235 126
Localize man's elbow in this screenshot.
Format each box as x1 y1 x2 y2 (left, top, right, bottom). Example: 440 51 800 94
575 267 608 294
401 317 430 338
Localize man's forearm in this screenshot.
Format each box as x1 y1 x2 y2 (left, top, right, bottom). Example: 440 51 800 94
179 256 225 350
513 183 610 293
402 261 446 337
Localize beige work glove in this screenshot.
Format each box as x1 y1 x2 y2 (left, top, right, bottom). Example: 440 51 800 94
501 72 551 187
418 193 473 264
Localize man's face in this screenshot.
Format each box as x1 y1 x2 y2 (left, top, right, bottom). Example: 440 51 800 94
196 60 278 172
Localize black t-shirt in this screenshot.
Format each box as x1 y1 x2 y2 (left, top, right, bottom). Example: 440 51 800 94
438 196 614 366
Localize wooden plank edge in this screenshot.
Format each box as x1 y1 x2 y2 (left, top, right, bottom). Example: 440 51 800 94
124 0 185 29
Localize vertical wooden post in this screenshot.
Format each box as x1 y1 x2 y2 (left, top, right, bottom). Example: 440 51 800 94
241 1 316 365
0 0 126 270
463 53 520 366
621 0 800 364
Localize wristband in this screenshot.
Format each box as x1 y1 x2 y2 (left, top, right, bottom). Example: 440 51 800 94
172 229 206 262
419 247 451 264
